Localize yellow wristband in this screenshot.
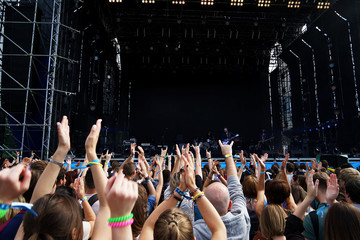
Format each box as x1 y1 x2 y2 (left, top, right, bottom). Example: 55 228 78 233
225 154 233 158
192 191 204 201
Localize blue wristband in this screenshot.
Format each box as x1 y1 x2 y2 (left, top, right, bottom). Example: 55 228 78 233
260 171 265 174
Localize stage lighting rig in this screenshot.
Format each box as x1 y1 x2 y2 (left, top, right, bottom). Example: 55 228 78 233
142 0 155 3
288 1 300 8
172 0 185 4
201 0 214 6
230 0 244 6
258 0 271 7
317 1 330 9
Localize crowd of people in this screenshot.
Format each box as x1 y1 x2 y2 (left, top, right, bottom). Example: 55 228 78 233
0 116 360 240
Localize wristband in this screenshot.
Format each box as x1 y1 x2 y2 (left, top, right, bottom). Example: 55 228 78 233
0 209 8 218
217 174 221 178
108 218 134 227
224 154 233 158
88 162 103 167
48 158 64 168
108 213 134 223
192 191 205 201
174 195 183 201
175 188 192 200
260 171 265 174
79 196 87 204
240 166 245 169
133 157 138 160
146 179 151 183
190 187 200 197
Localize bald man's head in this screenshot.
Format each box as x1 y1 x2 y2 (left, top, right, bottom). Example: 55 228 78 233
205 182 231 216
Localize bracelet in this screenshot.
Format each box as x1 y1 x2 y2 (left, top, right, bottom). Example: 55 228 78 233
108 218 134 227
146 179 151 183
240 166 245 169
88 162 103 167
224 154 233 158
48 158 63 168
260 171 265 174
217 174 221 178
0 203 10 218
79 196 87 204
190 187 200 197
192 191 205 202
174 195 183 201
108 213 134 223
175 188 191 200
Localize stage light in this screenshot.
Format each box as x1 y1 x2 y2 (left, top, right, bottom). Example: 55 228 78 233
317 1 330 9
287 1 300 8
230 0 244 6
201 0 214 5
258 0 271 7
172 0 185 4
109 0 122 2
142 0 155 3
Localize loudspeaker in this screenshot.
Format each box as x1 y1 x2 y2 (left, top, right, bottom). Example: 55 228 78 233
318 154 349 169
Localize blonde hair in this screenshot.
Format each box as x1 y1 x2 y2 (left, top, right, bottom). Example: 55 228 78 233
154 208 193 240
260 204 287 238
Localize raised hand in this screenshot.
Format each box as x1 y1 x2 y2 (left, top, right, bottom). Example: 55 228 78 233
326 173 339 205
192 144 201 154
218 140 233 156
240 150 246 168
310 159 318 170
206 150 211 159
254 154 266 172
85 119 102 160
0 164 31 204
281 153 290 171
306 170 319 200
130 143 136 157
160 146 168 157
261 153 268 162
211 165 220 176
57 116 71 153
105 150 112 163
137 146 145 157
182 153 196 192
74 177 86 200
105 173 138 217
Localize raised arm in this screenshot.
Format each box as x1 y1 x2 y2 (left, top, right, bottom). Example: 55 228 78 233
30 116 70 203
326 173 339 206
171 144 182 176
103 150 111 173
192 144 203 178
254 154 266 219
120 143 136 171
206 150 213 170
85 119 111 240
293 170 319 221
280 153 297 212
237 150 246 180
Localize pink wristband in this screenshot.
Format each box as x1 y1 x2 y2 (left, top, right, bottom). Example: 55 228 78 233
108 218 134 228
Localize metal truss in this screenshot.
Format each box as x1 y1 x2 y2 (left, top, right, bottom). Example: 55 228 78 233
0 0 78 160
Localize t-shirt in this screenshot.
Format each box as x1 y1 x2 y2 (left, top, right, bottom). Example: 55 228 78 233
148 195 156 214
84 193 99 215
285 214 305 240
193 175 251 240
82 221 91 240
0 211 25 240
303 203 328 240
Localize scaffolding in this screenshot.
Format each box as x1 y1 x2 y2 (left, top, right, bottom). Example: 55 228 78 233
0 0 78 160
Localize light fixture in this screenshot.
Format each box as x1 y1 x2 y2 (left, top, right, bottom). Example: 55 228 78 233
142 0 155 3
287 1 300 8
258 0 271 7
109 0 122 2
317 1 330 9
172 0 185 4
201 0 214 6
230 0 244 6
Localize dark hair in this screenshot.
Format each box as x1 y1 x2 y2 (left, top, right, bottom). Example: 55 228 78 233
85 168 95 189
341 163 353 169
299 163 306 170
65 171 78 187
23 194 83 240
243 176 258 199
265 179 290 205
163 170 171 184
23 161 47 203
345 179 360 204
294 163 299 172
56 168 66 185
55 186 77 198
123 162 136 177
132 184 148 239
111 161 121 169
320 160 329 169
291 185 306 204
286 163 295 173
325 202 360 240
271 164 280 175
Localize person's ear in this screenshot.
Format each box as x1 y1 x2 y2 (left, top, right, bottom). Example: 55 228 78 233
228 200 233 211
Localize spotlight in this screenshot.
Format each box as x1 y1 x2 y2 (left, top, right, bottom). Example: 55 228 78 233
109 0 122 2
258 0 271 7
287 1 300 8
317 1 330 9
142 0 155 3
230 0 244 6
201 0 214 5
172 0 185 4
